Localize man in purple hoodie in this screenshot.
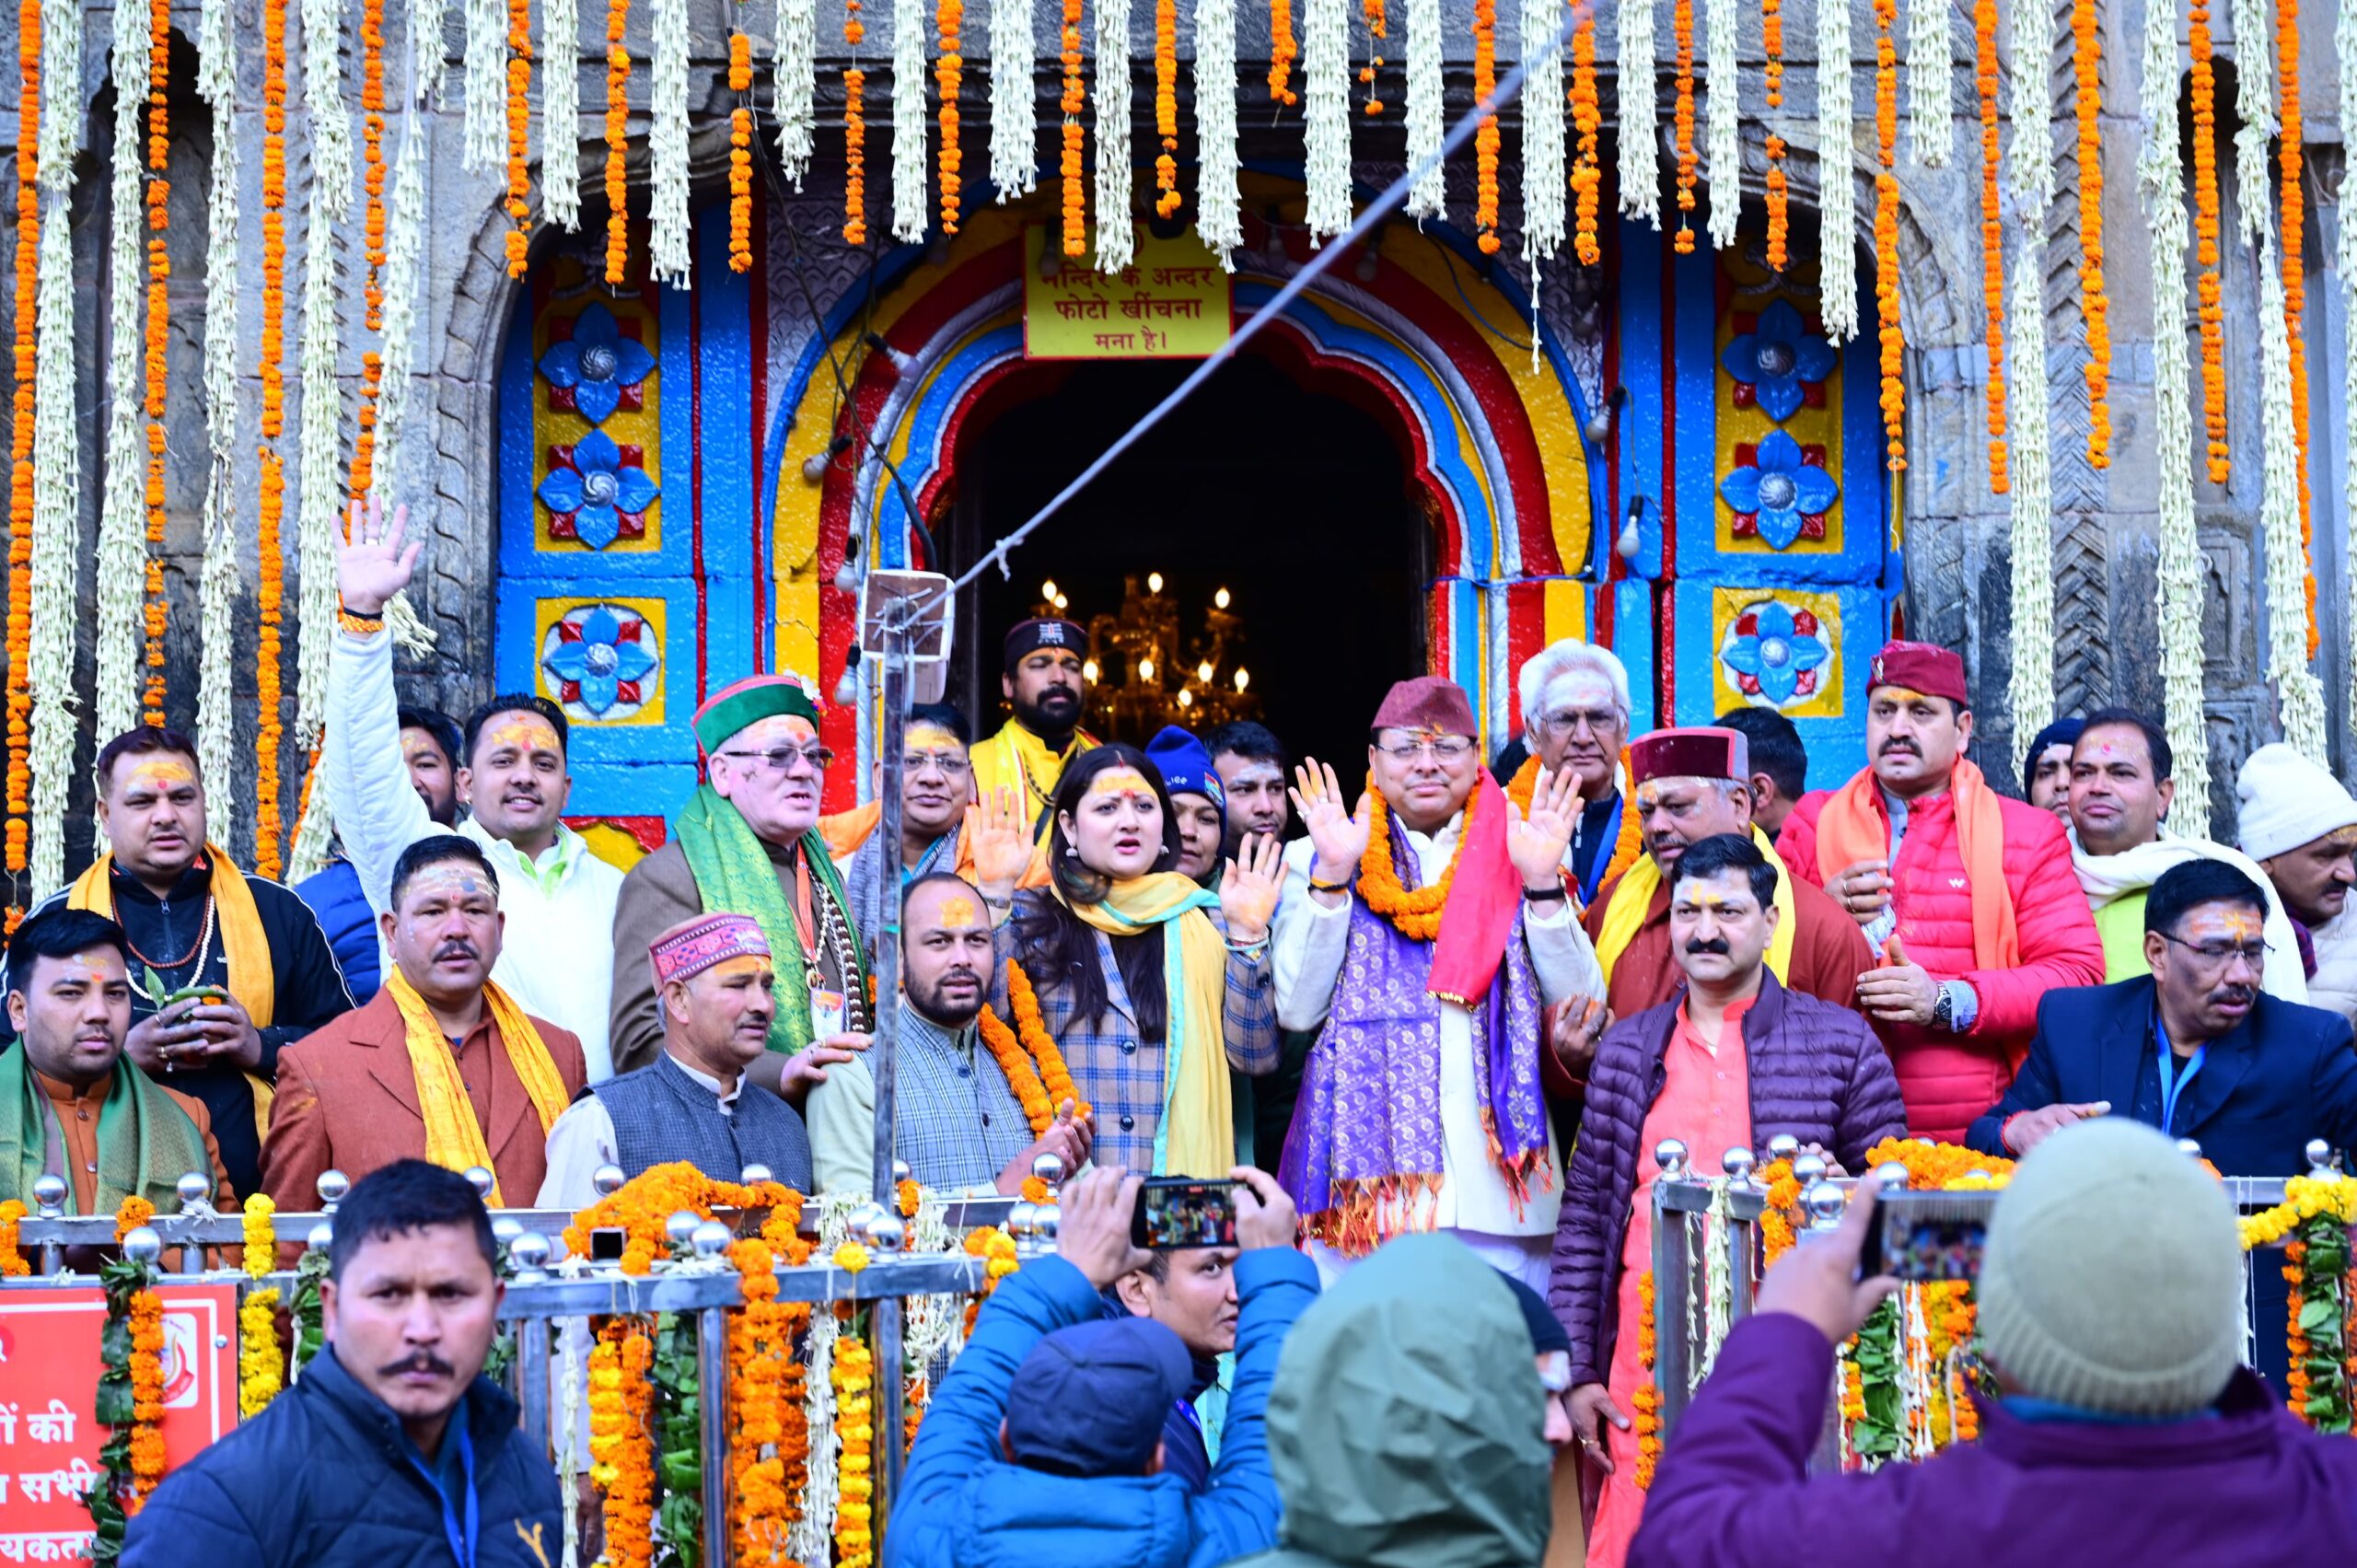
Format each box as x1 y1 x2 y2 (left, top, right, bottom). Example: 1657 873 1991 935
1631 1117 2357 1567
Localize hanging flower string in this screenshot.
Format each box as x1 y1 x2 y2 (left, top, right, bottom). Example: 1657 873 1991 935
239 1199 284 1417
605 0 633 285
844 0 868 245
1633 1271 1662 1487
2278 0 2316 656
2071 0 2108 468
832 1336 877 1568
1060 0 1085 253
1671 0 1696 253
1270 0 1299 102
1974 0 2006 492
1472 0 1500 253
5 0 38 912
2189 0 2227 482
730 32 755 270
1155 0 1180 214
255 0 289 877
349 0 389 498
1873 0 1905 470
1761 0 1785 271
939 0 966 231
1817 0 1856 338
1360 0 1386 111
1572 5 1601 267
505 0 534 275
142 0 170 727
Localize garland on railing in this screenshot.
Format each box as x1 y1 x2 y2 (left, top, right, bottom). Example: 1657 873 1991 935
831 1334 878 1568
1972 0 2005 493
1816 0 1855 339
1842 1294 1905 1469
1632 1270 1661 1487
83 1200 166 1563
239 1199 284 1417
95 5 150 747
1702 0 1735 250
591 1320 658 1567
893 0 930 243
987 0 1035 199
1196 0 1244 261
0 1198 22 1275
1095 0 1138 268
1304 0 1353 242
2244 1175 2357 1428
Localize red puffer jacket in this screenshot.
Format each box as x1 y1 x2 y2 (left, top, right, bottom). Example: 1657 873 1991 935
1780 782 2104 1143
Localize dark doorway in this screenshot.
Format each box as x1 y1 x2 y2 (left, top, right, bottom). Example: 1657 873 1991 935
946 354 1428 775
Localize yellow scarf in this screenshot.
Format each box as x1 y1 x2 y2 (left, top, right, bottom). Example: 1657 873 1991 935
383 968 571 1205
1595 825 1799 985
71 844 278 1140
1058 872 1231 1178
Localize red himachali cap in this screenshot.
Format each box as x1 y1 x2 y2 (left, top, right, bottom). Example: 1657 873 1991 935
1371 676 1479 738
1866 640 1970 708
1629 726 1750 785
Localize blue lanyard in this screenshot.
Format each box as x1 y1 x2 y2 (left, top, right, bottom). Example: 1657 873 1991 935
2155 1032 2205 1135
406 1413 481 1568
901 832 950 887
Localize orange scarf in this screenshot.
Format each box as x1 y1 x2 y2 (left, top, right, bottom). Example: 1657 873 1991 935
1812 757 2019 970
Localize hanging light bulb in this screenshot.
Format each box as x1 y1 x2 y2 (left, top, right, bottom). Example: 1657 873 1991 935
1147 572 1164 594
1197 660 1215 683
1041 579 1059 602
1233 667 1249 692
1214 587 1231 610
1138 657 1155 682
1176 688 1193 709
1082 658 1100 683
1053 593 1069 610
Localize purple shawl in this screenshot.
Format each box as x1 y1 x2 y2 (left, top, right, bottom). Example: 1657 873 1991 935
1278 822 1552 1255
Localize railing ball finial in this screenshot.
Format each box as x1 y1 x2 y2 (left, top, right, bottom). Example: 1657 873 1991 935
1791 1152 1828 1189
738 1164 774 1186
307 1221 334 1254
121 1226 163 1266
2175 1138 2204 1160
1654 1139 1689 1179
1722 1146 1756 1184
691 1219 733 1259
176 1171 214 1211
592 1164 627 1198
462 1167 496 1201
1872 1162 1911 1196
32 1173 68 1217
492 1217 526 1251
509 1231 552 1274
665 1209 702 1247
865 1213 907 1254
315 1168 351 1212
1031 1151 1067 1189
2305 1139 2337 1177
1765 1133 1800 1164
1802 1182 1848 1230
893 1159 913 1186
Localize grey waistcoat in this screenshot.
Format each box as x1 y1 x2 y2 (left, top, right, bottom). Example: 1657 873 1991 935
589 1051 815 1191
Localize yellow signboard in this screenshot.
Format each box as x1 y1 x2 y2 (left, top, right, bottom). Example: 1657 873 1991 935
1023 226 1233 360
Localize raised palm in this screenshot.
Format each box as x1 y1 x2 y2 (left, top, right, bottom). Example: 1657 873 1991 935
339 494 420 617
964 784 1033 899
1219 832 1283 940
1507 761 1580 885
1288 759 1372 879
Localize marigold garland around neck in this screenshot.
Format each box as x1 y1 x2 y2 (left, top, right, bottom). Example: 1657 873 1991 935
978 958 1093 1133
1358 772 1478 939
382 969 570 1204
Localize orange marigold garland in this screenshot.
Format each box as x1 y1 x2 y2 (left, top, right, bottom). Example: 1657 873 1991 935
1358 772 1476 939
1873 0 1905 470
0 1198 25 1276
2189 0 2227 482
979 958 1095 1131
833 1335 877 1568
2279 0 2316 655
937 0 966 232
1632 1271 1663 1488
1360 0 1387 113
347 0 389 498
142 0 171 726
1061 0 1086 252
605 0 633 285
1762 0 1787 272
1671 0 1697 254
726 1205 814 1560
1155 0 1180 215
1270 0 1299 103
504 0 533 276
1571 7 1601 267
1758 1157 1801 1266
5 0 39 905
844 63 868 244
590 1321 657 1568
562 1161 802 1275
1974 0 2008 492
255 0 290 877
729 33 756 271
2071 0 2108 468
1472 0 1500 253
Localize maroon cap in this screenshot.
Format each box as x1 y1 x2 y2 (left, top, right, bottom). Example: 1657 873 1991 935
1866 640 1969 708
1630 726 1750 785
1372 676 1479 738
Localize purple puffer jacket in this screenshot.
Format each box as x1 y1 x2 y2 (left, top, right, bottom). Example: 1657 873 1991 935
1549 972 1906 1386
1632 1313 2357 1568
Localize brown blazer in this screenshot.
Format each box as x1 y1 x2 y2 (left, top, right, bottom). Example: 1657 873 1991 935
260 987 586 1211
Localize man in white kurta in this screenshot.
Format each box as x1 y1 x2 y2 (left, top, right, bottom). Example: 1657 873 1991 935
1274 675 1605 1294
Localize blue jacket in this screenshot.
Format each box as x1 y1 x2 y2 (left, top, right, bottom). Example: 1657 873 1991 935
1966 977 2357 1174
122 1343 562 1568
888 1247 1318 1568
297 857 383 1002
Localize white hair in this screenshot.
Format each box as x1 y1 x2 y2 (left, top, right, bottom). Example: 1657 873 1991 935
1518 641 1633 734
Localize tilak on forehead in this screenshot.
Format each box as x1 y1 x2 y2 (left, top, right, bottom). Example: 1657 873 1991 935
1086 766 1156 799
2179 905 2265 944
402 861 495 904
122 755 197 789
483 713 562 753
905 722 963 751
934 892 981 927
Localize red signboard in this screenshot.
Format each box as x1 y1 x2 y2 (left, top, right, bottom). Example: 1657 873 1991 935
0 1284 240 1560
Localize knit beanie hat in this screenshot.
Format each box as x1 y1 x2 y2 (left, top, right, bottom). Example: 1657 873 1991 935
2236 741 2357 864
1976 1118 2244 1418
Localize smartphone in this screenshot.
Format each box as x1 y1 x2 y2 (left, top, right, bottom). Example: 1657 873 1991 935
1130 1179 1240 1249
589 1226 629 1265
1856 1192 1988 1283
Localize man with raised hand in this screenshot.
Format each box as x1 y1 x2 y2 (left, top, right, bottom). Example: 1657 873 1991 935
331 498 624 1081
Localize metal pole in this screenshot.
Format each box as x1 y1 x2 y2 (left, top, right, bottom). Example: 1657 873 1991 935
516 1316 553 1458
1651 1154 1694 1440
871 1294 907 1539
869 603 914 1529
698 1304 732 1568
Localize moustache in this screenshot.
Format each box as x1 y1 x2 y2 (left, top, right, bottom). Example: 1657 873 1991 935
434 940 481 963
2211 984 2257 1007
381 1352 456 1379
1878 740 1920 757
1683 938 1732 956
936 965 981 988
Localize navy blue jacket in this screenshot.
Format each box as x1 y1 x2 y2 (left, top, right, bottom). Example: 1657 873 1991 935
1966 977 2357 1173
298 858 383 1002
888 1248 1318 1568
122 1344 562 1568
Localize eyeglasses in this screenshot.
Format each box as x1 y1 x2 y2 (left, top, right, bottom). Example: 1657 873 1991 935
1540 707 1624 738
1376 737 1475 762
2158 933 2269 967
719 745 835 773
901 750 971 777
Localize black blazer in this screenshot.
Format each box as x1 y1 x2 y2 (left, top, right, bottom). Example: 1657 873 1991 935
1966 976 2357 1175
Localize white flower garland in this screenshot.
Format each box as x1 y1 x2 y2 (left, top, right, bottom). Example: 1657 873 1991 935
1906 0 1949 165
296 0 353 755
413 0 452 97
543 0 583 230
1817 0 1856 340
376 101 433 483
894 0 931 241
1302 0 1352 241
786 1199 858 1564
2340 0 2357 730
649 0 692 286
1520 0 1566 266
2138 0 2212 831
1094 0 1138 270
37 0 79 176
196 0 244 849
94 11 153 744
27 0 81 890
988 0 1038 198
2231 0 2328 756
1615 0 1655 226
2003 0 2057 757
1195 0 1243 261
1703 0 1736 248
1402 0 1444 218
463 0 506 168
776 0 821 185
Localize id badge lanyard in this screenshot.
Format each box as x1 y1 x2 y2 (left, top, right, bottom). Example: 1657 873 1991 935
2156 1031 2205 1136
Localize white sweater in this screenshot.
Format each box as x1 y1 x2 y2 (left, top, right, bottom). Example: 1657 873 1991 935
324 627 625 1081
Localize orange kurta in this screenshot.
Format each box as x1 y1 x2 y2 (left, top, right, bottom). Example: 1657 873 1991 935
1586 998 1755 1568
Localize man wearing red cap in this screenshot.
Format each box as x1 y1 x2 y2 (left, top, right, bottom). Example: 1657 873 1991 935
970 618 1103 849
607 674 870 1103
1273 676 1605 1292
1585 727 1872 1020
1779 642 2103 1142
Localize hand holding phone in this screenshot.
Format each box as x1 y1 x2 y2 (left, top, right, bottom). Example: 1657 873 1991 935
1753 1189 1898 1348
1131 1178 1242 1249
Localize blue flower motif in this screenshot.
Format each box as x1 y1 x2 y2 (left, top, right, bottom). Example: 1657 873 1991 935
1723 298 1838 424
1721 602 1831 706
1719 430 1840 550
541 606 660 716
536 429 659 550
537 304 656 426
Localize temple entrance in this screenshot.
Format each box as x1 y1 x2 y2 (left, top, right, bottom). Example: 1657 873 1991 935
946 354 1428 772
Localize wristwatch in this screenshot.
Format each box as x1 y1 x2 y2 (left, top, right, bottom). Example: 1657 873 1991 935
1932 984 1956 1032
